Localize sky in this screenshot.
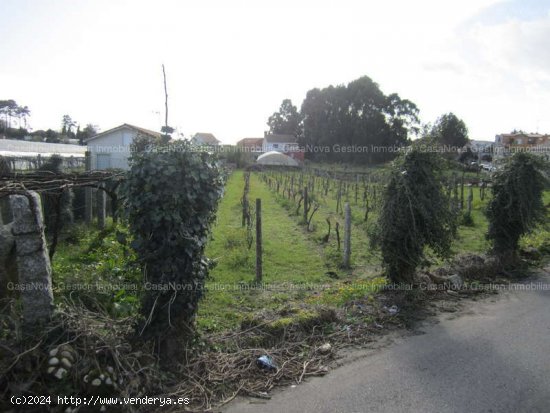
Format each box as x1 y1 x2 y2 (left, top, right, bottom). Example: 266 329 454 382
1 0 549 143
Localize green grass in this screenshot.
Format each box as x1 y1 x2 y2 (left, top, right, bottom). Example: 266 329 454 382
198 171 330 332
519 190 550 255
260 170 385 275
50 167 550 336
257 167 550 272
273 183 382 274
51 221 142 317
452 185 492 254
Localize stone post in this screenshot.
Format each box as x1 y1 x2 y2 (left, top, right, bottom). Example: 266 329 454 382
0 222 16 299
10 192 54 325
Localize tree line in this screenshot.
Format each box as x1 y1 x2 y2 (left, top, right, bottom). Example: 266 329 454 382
0 99 97 144
266 75 469 164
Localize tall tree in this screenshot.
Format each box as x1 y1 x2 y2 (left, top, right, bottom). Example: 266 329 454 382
76 123 98 145
16 105 31 129
0 100 30 133
430 113 468 150
267 99 302 137
300 76 419 163
61 114 76 137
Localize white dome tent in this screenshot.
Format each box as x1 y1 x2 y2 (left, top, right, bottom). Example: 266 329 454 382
256 151 299 167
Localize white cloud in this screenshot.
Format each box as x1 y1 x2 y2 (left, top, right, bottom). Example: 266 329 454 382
0 0 548 142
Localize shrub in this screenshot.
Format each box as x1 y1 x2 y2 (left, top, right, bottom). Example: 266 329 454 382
371 148 457 283
486 152 549 264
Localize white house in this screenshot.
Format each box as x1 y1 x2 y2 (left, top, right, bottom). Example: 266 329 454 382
85 124 161 170
191 133 220 146
263 133 298 153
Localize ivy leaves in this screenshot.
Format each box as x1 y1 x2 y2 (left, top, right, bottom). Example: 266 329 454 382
122 141 223 342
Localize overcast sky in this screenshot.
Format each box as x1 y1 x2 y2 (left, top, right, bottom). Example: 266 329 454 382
1 0 549 143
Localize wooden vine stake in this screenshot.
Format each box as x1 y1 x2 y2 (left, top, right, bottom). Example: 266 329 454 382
84 151 93 224
96 184 106 230
255 198 262 283
303 186 308 224
343 203 351 268
467 185 473 214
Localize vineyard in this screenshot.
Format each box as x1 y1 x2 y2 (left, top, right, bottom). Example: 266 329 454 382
1 149 549 411
199 163 549 332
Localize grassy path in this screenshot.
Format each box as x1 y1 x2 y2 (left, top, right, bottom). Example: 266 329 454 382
199 171 327 332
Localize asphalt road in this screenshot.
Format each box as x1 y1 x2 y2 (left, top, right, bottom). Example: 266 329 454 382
224 273 550 413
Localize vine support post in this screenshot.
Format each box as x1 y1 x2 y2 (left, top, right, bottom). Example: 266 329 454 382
303 186 308 224
96 184 106 230
467 186 473 214
84 151 93 225
343 203 352 268
460 171 465 210
355 175 359 205
255 198 262 283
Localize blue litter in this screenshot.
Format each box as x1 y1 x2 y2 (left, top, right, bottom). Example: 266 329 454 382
256 355 277 371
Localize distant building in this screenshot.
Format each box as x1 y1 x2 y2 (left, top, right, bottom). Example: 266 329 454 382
494 132 550 159
466 140 493 161
191 133 220 146
263 133 298 152
236 137 264 153
263 133 303 161
0 138 86 170
85 123 161 170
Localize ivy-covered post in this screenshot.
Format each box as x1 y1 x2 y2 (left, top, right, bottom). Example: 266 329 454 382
123 141 223 364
